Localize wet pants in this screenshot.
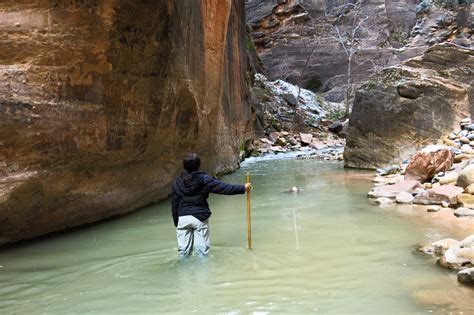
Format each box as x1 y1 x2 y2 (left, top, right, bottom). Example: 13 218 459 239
176 215 210 257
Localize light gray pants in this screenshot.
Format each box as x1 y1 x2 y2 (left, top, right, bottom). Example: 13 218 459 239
176 215 210 257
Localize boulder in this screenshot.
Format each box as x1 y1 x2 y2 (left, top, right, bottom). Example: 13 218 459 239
404 147 454 183
439 246 473 270
457 193 474 208
376 165 401 176
413 184 464 205
457 268 474 286
427 205 441 212
310 140 326 150
437 171 458 185
433 239 460 256
260 138 273 145
396 192 414 204
275 137 287 147
454 207 474 217
299 133 313 146
454 154 474 163
373 197 395 206
368 180 422 199
456 164 474 188
344 45 474 169
328 121 344 133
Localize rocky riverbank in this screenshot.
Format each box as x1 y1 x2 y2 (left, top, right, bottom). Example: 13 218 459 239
247 73 346 160
367 119 474 286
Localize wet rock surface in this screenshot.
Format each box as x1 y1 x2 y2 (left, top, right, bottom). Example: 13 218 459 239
0 1 254 245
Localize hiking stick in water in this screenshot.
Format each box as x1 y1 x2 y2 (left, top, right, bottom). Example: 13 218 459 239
246 172 252 249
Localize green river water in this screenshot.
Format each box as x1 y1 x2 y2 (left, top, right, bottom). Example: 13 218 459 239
0 158 473 314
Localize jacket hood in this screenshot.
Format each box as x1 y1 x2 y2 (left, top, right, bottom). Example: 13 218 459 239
174 171 207 196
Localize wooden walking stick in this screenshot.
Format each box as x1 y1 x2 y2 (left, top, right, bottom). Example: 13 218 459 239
246 172 252 249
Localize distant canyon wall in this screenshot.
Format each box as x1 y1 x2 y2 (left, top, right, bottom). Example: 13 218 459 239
245 0 472 102
0 0 254 245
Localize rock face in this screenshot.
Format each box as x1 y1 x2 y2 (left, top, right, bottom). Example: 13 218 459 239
246 0 472 102
0 1 254 245
245 0 424 102
344 44 474 169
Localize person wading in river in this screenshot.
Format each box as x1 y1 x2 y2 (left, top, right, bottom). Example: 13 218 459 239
171 153 252 257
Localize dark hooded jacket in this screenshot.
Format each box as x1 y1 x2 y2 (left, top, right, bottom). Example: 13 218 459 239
171 171 246 226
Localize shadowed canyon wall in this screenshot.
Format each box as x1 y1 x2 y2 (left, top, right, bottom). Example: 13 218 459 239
0 0 254 245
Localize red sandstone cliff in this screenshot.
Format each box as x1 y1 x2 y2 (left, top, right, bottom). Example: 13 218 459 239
0 1 254 245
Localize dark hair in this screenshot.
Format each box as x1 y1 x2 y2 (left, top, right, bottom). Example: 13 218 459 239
183 153 201 172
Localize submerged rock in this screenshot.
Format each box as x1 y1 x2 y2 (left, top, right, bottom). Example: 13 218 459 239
457 268 474 286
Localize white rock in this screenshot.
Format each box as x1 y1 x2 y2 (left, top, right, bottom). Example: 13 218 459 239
396 192 414 204
438 171 458 185
454 207 474 217
373 197 394 205
432 239 459 256
427 205 441 212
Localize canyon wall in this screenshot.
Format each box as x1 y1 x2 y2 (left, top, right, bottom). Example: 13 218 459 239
246 0 423 102
0 0 254 245
246 0 472 103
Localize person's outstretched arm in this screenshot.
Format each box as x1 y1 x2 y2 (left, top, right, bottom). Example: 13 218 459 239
205 175 248 195
171 190 179 227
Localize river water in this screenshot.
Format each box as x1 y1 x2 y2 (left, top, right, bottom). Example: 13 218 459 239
0 158 472 314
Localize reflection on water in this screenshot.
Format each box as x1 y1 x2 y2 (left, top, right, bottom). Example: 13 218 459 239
0 160 472 314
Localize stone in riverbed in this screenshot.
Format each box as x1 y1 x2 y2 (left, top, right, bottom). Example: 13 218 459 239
441 200 450 208
454 153 474 163
413 184 464 205
275 137 287 147
439 246 473 270
460 136 470 144
458 268 474 286
368 180 422 199
427 205 441 212
456 164 474 188
260 138 273 145
396 192 414 204
457 193 474 208
437 171 458 185
404 147 454 183
454 207 474 217
373 174 404 185
299 133 313 146
373 197 395 206
433 239 460 256
464 124 474 131
464 183 474 194
376 164 401 176
444 139 459 147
